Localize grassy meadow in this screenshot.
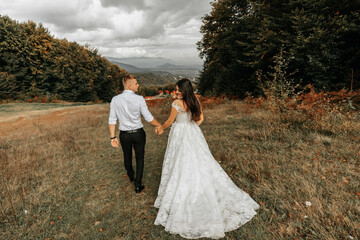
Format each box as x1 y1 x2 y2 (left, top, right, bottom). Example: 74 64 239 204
0 99 359 239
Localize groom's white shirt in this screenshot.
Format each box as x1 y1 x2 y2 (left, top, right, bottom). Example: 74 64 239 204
108 90 154 131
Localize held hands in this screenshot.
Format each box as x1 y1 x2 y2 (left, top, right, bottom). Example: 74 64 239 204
155 126 164 135
110 138 120 148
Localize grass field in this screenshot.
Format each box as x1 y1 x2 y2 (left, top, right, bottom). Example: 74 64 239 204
0 100 359 239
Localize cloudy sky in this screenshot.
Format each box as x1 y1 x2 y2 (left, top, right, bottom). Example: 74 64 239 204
0 0 213 65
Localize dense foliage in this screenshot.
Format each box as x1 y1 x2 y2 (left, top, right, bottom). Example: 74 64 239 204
0 15 127 102
197 0 360 97
140 83 176 97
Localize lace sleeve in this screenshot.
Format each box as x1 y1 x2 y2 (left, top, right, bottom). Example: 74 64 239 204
171 101 181 112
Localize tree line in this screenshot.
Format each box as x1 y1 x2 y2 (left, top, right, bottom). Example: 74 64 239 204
0 15 127 102
197 0 360 97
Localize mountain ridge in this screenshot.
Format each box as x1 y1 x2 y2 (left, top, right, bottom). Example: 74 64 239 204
105 56 202 74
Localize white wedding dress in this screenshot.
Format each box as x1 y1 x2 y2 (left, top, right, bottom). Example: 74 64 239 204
154 102 259 239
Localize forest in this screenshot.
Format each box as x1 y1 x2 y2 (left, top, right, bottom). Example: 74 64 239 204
0 15 127 102
197 0 360 97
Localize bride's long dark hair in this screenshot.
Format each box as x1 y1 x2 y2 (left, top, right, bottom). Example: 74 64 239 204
176 78 201 121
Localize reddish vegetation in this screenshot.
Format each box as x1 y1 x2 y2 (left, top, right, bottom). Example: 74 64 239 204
298 85 360 104
199 96 225 108
146 85 360 117
145 94 227 108
145 98 169 107
246 85 360 117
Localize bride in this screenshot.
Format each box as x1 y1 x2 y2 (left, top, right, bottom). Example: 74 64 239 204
154 79 259 239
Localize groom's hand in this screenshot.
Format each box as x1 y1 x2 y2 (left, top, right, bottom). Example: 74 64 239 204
155 127 163 135
111 138 120 148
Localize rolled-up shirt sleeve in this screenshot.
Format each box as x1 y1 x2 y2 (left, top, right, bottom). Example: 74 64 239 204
140 97 154 122
108 98 118 125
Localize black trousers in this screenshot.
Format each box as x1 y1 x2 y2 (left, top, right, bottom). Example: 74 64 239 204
119 129 146 187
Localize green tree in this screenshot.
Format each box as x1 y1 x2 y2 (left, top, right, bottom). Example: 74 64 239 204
197 0 360 97
0 15 127 101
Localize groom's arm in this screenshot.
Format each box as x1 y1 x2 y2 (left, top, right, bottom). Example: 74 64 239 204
150 119 163 135
109 124 116 138
141 101 161 128
109 124 119 148
149 118 161 127
108 98 119 147
139 97 162 133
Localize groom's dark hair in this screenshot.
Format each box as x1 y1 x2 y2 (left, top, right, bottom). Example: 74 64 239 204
123 74 136 87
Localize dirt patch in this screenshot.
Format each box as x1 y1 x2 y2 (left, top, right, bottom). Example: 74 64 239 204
0 104 108 136
0 105 99 123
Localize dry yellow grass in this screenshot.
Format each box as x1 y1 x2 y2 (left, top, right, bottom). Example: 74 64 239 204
0 100 359 239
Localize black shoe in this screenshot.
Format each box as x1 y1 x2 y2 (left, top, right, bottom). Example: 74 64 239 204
135 184 144 193
129 176 134 182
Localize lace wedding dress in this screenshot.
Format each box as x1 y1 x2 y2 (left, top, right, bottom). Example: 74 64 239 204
154 102 259 239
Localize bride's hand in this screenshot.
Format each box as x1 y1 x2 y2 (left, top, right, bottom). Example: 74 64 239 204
155 126 164 135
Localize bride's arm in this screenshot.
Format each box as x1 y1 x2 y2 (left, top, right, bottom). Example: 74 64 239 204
160 106 178 130
196 101 204 126
196 112 204 126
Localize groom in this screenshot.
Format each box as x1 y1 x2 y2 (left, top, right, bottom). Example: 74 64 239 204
108 74 162 193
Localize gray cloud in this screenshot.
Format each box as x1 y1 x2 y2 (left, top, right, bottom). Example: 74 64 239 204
0 0 212 64
100 0 146 10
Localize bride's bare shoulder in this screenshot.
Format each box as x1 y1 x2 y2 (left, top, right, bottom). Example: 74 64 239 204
172 99 187 111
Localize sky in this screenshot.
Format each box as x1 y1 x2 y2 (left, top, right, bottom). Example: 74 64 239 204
0 0 213 65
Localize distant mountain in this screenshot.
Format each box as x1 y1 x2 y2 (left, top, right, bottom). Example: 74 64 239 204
156 63 178 69
105 56 202 75
108 61 146 73
154 63 201 71
107 60 152 73
105 57 176 69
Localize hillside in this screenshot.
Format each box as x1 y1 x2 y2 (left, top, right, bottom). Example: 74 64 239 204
133 72 178 86
106 56 202 79
107 61 145 73
0 15 127 102
197 0 360 97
